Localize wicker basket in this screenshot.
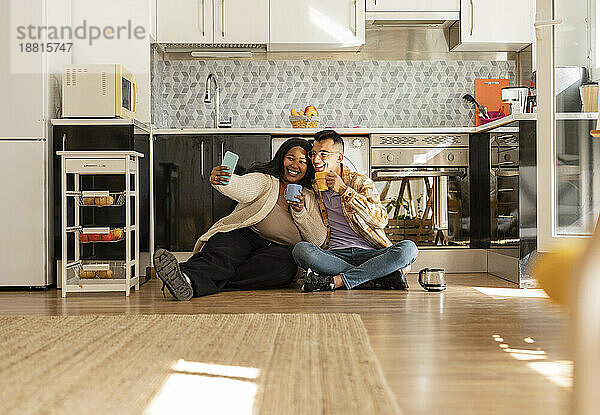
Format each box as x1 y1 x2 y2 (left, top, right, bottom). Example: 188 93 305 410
289 115 320 128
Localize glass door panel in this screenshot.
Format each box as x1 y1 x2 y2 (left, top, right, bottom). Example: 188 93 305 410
555 119 600 235
536 0 600 250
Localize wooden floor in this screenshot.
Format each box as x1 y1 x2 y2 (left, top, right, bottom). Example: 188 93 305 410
0 273 570 415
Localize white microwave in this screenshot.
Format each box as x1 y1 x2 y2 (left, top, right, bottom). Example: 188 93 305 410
62 64 137 118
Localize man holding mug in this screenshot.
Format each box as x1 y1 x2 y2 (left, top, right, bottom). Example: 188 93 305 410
292 130 418 292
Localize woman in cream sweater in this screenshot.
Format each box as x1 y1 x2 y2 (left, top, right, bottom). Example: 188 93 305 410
153 138 326 300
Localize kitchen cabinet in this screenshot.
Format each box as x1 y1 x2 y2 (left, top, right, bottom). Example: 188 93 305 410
269 0 365 51
154 134 270 251
214 0 269 44
157 0 214 43
366 0 459 13
156 0 268 44
448 0 534 51
154 135 213 251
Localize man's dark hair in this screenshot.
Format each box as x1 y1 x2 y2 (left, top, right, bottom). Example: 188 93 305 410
245 137 315 188
314 130 344 153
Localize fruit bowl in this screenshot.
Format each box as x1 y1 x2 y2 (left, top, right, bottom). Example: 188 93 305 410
289 116 320 128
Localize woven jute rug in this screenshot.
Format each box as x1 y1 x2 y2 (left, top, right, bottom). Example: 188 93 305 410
0 314 401 415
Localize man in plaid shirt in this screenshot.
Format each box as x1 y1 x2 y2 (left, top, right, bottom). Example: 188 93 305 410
292 130 418 292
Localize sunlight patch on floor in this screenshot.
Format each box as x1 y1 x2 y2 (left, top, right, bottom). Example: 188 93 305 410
505 348 548 361
144 361 259 415
526 360 573 388
491 335 572 388
473 287 549 299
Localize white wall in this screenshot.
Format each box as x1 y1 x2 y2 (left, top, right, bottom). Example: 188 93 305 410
70 0 151 122
1 0 71 138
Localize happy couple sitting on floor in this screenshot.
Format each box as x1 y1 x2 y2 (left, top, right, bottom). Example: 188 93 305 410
153 130 418 300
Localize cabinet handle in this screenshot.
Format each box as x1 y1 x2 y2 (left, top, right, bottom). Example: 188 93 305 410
221 0 225 37
221 142 225 161
83 164 106 168
200 141 205 178
352 0 357 37
200 0 205 36
470 0 474 36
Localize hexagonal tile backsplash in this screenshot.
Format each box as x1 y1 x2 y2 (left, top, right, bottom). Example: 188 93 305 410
152 59 515 129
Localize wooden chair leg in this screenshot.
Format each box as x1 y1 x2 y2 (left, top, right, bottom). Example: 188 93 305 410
395 178 408 220
406 180 416 218
418 181 434 243
380 180 392 201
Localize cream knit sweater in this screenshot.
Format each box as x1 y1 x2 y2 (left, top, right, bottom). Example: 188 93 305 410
193 172 327 253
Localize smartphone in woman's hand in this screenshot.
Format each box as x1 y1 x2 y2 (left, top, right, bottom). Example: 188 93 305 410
220 151 239 185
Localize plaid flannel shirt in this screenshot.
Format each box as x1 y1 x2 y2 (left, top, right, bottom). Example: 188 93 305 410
312 164 392 249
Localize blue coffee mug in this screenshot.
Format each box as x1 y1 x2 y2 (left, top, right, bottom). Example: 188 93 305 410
284 184 303 202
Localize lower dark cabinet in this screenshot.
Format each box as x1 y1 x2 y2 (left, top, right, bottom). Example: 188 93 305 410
154 134 271 251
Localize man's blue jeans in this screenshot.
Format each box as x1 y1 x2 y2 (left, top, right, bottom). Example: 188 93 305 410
292 240 418 289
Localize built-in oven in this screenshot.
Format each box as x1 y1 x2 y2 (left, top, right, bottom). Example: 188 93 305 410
490 132 519 246
370 134 470 247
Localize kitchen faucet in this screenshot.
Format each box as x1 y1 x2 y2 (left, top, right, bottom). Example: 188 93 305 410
204 73 232 128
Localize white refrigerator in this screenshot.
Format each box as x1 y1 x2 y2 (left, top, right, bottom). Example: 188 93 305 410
0 0 69 286
0 139 51 286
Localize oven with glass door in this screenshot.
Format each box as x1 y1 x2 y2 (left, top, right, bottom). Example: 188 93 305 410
370 134 470 248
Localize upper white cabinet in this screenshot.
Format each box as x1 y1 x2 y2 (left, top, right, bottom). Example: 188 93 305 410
367 0 459 13
214 0 269 43
269 0 365 51
157 0 214 43
156 0 268 44
448 0 534 51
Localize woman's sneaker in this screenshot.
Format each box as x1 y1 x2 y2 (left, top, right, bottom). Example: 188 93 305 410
373 265 411 290
153 249 193 301
301 269 335 292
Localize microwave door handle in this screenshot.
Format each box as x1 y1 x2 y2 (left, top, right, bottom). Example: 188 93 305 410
132 81 137 113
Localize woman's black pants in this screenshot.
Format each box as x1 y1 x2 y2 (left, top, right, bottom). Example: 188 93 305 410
179 227 298 297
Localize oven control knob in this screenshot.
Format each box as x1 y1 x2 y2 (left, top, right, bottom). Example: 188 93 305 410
386 154 394 162
447 153 455 162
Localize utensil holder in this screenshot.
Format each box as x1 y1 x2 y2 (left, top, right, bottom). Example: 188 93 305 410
478 111 506 125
